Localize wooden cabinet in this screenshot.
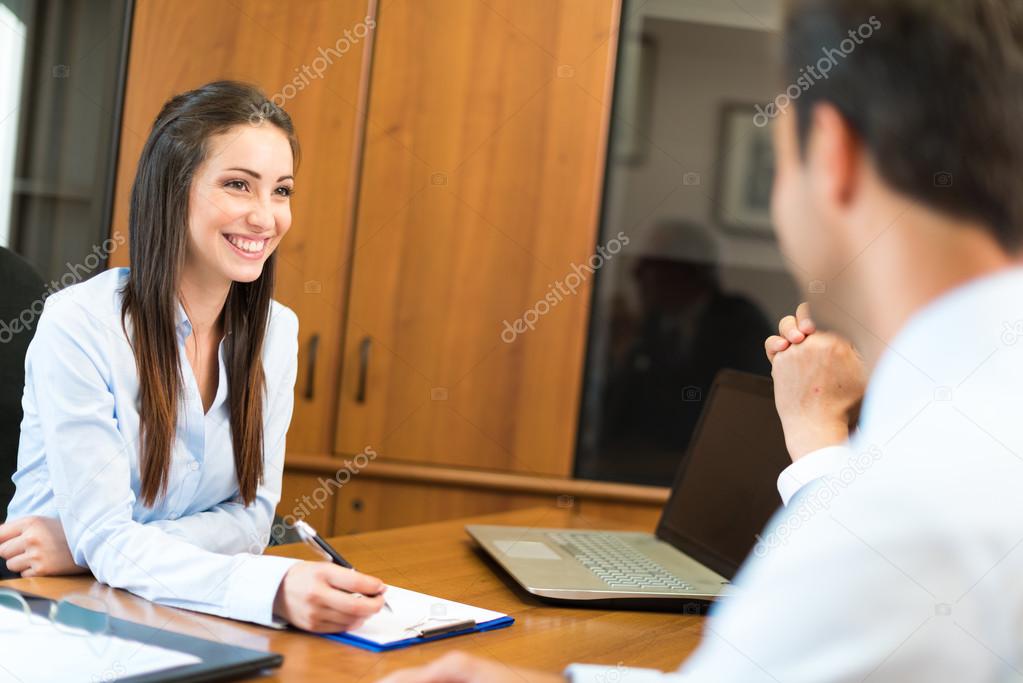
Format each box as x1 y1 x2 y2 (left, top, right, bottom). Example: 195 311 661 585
334 481 664 536
107 0 375 454
332 478 552 536
333 0 622 476
111 1 667 533
282 454 665 536
279 472 335 536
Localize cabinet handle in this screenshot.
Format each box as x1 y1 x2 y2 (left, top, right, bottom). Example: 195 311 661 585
356 336 371 403
303 333 320 401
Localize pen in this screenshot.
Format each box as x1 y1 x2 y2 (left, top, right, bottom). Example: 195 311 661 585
294 520 392 613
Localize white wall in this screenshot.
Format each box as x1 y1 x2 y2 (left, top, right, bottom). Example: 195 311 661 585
0 3 27 249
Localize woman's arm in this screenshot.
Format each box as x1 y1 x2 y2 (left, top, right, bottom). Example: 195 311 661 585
8 296 384 632
19 296 297 624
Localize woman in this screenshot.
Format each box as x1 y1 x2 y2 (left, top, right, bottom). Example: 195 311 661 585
0 81 384 632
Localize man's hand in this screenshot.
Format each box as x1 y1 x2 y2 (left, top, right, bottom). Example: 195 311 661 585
377 651 564 683
765 303 866 461
764 301 816 362
0 516 88 577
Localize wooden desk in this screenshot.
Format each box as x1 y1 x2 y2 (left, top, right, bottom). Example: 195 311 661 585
1 508 703 681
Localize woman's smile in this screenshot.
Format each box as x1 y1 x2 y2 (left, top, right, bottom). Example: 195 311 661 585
223 233 269 259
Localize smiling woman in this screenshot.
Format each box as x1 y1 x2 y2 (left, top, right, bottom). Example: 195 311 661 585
124 82 299 507
0 81 387 632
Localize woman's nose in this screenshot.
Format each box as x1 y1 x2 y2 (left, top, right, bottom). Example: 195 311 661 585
246 200 274 232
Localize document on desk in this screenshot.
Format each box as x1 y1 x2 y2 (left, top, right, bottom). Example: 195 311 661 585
0 607 201 683
321 585 514 652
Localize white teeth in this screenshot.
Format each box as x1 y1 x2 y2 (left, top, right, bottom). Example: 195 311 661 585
225 235 265 254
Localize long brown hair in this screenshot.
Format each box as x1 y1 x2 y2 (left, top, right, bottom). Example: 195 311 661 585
121 81 299 506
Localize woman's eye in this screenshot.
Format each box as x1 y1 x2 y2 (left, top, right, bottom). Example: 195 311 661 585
275 186 293 197
225 180 248 191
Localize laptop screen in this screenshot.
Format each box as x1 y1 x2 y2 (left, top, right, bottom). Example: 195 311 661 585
655 369 793 581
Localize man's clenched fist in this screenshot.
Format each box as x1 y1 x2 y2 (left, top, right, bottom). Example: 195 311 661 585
765 304 866 461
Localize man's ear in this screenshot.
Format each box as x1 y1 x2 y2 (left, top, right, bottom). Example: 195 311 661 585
805 103 862 211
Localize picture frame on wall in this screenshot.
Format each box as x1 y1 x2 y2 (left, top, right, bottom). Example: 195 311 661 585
713 103 776 238
611 34 658 166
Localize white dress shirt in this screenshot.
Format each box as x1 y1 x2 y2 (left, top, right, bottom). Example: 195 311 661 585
568 267 1023 681
7 267 300 626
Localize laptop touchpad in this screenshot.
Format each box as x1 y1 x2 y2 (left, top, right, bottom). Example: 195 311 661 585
493 540 561 560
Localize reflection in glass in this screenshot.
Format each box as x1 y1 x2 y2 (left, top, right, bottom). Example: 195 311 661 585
575 0 801 486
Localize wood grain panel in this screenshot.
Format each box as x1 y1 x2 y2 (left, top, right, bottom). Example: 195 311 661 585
278 471 335 533
282 452 668 534
286 453 670 502
332 478 665 535
335 0 622 477
108 0 375 454
332 477 558 535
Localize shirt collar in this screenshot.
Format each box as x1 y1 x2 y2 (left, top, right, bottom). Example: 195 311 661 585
175 299 233 339
175 300 192 339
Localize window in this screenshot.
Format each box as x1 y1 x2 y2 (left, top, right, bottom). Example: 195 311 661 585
1 0 130 284
575 0 800 486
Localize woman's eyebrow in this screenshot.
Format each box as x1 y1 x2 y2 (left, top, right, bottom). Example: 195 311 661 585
225 167 294 182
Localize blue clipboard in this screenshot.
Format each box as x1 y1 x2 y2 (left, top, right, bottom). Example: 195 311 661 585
320 615 515 652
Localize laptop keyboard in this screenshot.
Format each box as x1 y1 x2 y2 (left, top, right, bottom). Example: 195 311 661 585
546 532 694 591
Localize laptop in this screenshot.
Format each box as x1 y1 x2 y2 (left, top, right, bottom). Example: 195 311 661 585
467 369 792 607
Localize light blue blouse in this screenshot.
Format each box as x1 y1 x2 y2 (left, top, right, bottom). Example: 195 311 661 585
7 267 300 625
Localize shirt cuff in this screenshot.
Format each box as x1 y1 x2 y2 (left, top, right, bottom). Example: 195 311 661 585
225 554 301 627
564 664 686 682
776 444 851 506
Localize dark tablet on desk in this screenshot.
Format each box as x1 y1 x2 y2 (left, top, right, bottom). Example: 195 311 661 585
16 590 283 683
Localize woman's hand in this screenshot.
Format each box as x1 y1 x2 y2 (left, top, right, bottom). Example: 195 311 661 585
273 561 386 632
0 516 88 577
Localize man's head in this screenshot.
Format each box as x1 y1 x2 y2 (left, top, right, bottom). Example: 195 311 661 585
771 0 1023 284
633 221 719 313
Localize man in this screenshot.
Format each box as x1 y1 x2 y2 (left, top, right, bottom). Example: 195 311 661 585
380 0 1023 680
602 220 772 484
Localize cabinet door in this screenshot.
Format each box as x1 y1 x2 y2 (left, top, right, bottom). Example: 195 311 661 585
332 478 555 535
279 472 335 537
109 0 375 454
335 0 621 475
329 477 664 535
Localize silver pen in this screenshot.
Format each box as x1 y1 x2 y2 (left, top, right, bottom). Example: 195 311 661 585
294 520 392 613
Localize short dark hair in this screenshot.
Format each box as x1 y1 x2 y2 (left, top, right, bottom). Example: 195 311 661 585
783 0 1023 249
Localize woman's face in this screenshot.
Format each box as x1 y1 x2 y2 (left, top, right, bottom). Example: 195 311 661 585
184 123 294 288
